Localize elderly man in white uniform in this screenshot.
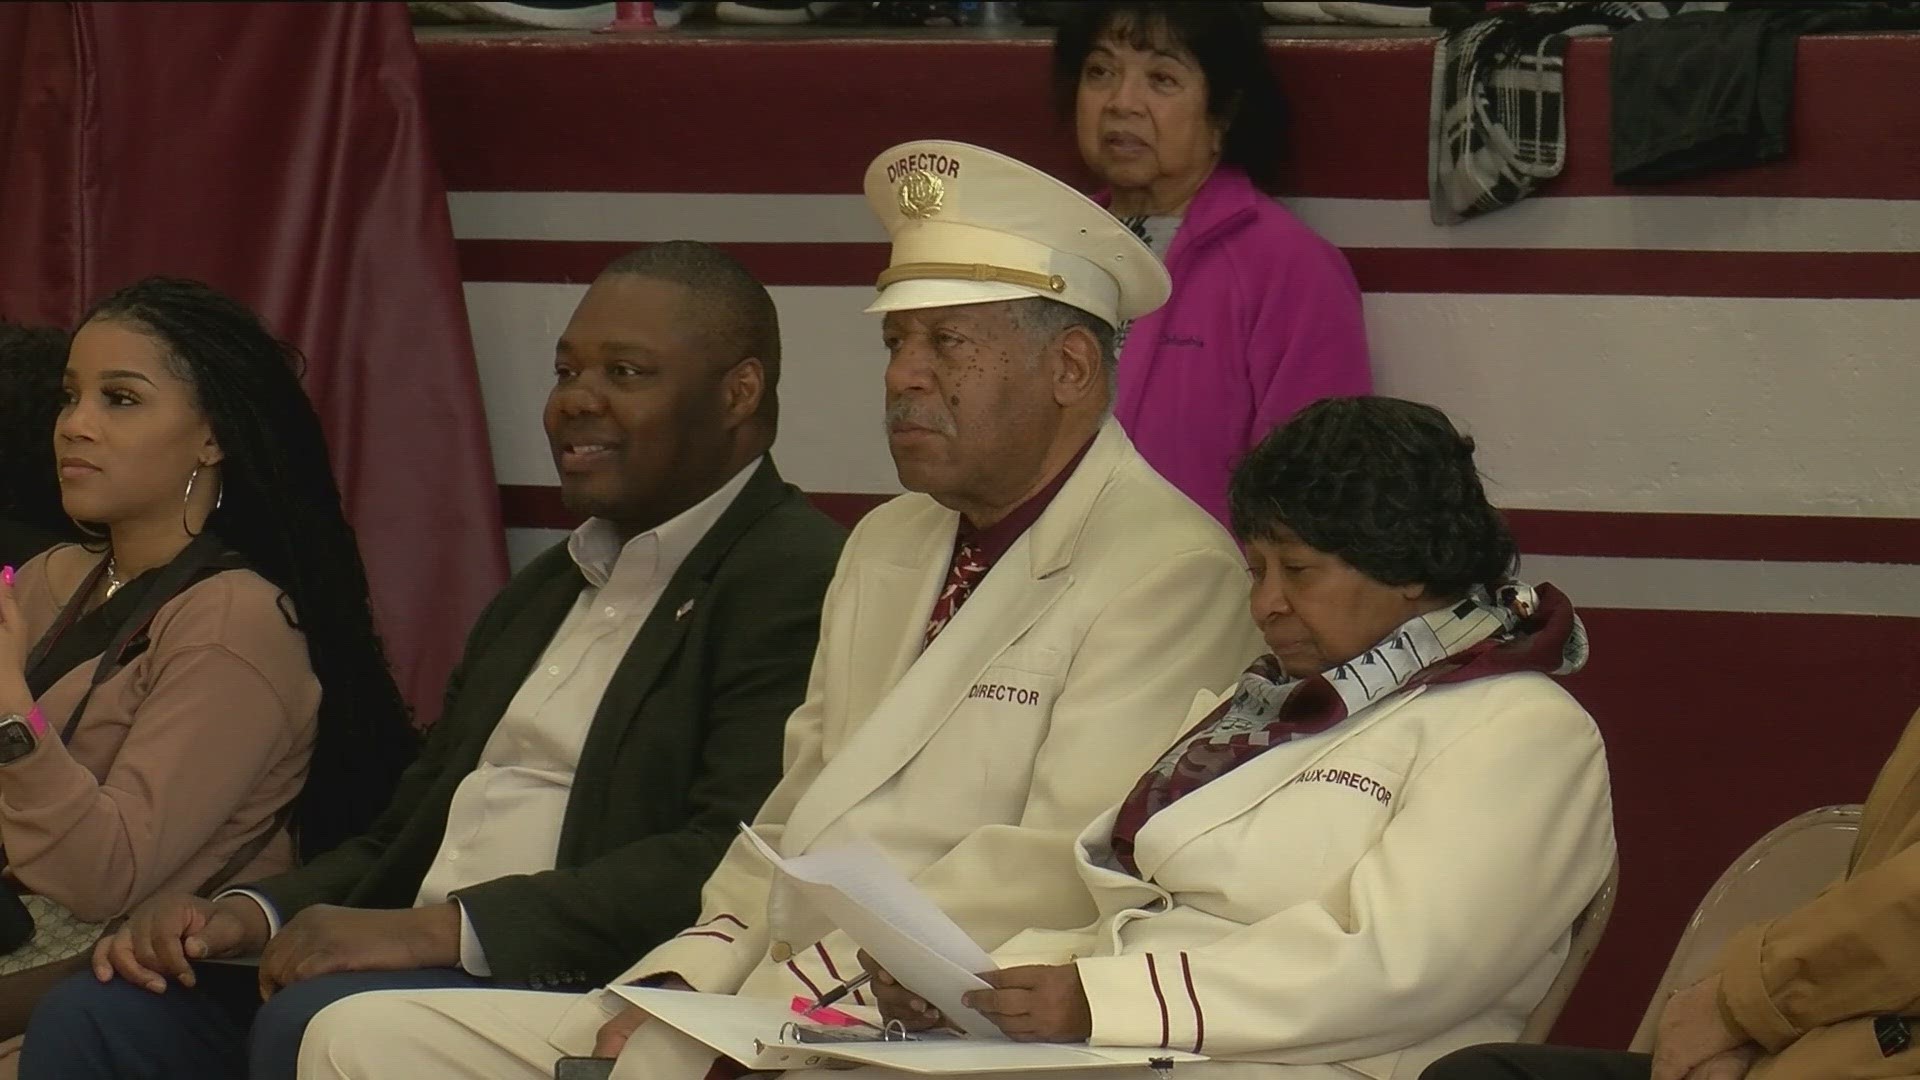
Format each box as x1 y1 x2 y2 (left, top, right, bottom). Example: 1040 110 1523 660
295 141 1264 1080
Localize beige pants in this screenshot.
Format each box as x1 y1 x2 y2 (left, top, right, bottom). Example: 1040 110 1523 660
296 987 1047 1080
294 989 1102 1080
295 988 1292 1080
296 987 718 1080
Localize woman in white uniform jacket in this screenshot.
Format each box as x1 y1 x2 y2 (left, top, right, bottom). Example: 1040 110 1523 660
866 396 1617 1080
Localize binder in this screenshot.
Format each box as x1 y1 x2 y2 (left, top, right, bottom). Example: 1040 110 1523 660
610 986 1208 1075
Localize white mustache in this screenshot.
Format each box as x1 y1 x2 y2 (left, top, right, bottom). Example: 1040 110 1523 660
884 402 956 437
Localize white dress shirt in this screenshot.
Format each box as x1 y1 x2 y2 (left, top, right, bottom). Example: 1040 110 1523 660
233 458 761 974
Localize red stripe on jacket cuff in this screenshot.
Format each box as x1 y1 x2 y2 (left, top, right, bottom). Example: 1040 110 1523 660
1178 953 1205 1053
1144 954 1171 1050
813 943 868 1006
787 959 826 1000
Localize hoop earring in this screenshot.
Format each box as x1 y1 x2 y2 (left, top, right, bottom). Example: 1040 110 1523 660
183 466 203 538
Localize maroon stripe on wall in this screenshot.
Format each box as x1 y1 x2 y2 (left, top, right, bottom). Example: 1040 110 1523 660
501 485 1920 565
458 239 889 287
1340 249 1920 300
456 238 1920 297
461 240 1920 299
1503 510 1920 566
419 34 1920 200
466 239 1920 298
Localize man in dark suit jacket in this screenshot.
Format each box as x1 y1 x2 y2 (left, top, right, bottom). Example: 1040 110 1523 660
22 244 846 1080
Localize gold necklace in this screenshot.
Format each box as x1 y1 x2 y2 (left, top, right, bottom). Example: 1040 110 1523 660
104 559 125 599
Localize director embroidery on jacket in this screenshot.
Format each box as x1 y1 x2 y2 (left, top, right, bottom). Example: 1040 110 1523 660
967 681 1044 706
1297 766 1394 806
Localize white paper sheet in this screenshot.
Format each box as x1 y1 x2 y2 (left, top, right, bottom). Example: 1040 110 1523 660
739 824 1001 1037
607 985 796 1068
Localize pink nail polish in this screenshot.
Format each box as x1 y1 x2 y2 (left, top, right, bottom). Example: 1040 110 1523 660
1 566 12 586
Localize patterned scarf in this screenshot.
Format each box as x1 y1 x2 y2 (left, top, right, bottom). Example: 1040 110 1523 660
1108 581 1588 876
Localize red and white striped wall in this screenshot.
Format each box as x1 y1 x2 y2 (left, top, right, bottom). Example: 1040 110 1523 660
453 189 1920 615
417 28 1920 1046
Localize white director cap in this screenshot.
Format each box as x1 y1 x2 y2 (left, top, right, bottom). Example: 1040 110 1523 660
862 140 1172 328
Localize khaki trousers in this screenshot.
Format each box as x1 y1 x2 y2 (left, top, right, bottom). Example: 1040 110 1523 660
294 987 1294 1080
296 987 718 1080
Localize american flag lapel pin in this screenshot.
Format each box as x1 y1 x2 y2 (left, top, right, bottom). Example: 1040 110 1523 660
676 599 695 621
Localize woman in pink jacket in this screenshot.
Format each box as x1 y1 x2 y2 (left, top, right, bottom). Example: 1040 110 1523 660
1052 1 1373 528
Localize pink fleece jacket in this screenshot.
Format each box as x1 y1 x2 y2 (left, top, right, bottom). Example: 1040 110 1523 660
1108 166 1373 529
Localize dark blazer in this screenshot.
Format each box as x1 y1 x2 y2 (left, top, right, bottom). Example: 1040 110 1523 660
247 458 845 990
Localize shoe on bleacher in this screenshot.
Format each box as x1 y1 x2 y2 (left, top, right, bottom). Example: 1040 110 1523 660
1315 2 1441 25
412 1 618 27
808 2 867 22
716 1 816 23
1312 1 1524 25
1015 1 1076 24
868 2 971 25
1263 2 1341 22
410 4 470 25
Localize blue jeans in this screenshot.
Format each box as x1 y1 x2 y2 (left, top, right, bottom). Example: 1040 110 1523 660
18 963 486 1080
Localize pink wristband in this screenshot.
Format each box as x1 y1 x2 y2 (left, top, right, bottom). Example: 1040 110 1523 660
24 707 46 738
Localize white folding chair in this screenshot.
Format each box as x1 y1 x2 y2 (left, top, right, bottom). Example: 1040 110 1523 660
1519 857 1620 1043
1627 804 1862 1053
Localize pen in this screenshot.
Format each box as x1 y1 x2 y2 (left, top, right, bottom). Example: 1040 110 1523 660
807 971 874 1011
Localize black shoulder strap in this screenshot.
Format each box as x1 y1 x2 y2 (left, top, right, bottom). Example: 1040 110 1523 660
22 553 114 679
35 532 231 744
193 801 295 897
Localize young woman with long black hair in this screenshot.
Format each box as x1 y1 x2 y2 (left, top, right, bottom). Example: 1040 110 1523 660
0 278 415 1030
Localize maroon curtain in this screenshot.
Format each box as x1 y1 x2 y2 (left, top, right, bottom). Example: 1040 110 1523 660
0 1 507 728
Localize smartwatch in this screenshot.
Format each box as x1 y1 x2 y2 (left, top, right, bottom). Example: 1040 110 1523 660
0 709 45 766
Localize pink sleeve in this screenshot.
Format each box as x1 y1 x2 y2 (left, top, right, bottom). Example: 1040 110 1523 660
1247 242 1373 444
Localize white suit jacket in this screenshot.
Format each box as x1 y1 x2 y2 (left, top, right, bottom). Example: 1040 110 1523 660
589 419 1263 1023
993 671 1617 1080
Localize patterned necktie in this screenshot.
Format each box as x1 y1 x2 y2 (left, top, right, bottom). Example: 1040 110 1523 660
923 540 988 648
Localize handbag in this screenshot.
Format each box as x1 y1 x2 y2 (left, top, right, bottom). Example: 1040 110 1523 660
0 897 106 979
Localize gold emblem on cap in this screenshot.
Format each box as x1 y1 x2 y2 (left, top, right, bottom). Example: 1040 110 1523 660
897 169 945 219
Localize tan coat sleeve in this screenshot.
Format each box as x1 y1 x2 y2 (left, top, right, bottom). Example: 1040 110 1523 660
1717 708 1920 1050
0 572 317 922
1718 843 1920 1051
